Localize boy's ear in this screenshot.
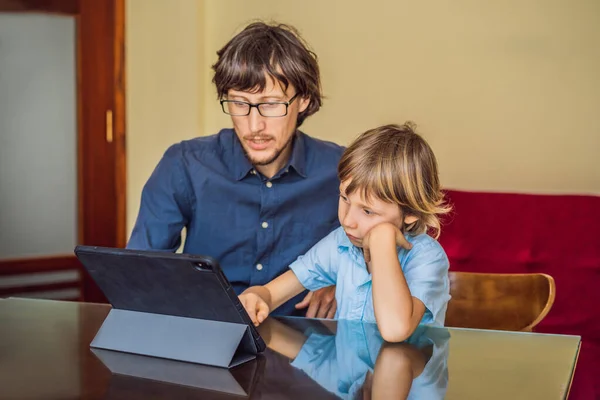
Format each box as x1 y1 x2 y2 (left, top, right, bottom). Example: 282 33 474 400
404 214 419 226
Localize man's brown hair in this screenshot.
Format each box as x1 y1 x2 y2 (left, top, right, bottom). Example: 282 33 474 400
212 22 322 127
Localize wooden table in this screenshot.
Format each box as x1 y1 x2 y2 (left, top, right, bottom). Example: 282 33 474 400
0 298 580 399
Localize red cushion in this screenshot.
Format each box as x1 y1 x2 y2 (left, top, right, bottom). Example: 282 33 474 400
439 190 600 335
438 190 600 398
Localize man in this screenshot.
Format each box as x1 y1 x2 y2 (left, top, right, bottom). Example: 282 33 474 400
128 22 342 317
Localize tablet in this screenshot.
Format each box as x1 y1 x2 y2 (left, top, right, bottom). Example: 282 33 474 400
74 245 266 353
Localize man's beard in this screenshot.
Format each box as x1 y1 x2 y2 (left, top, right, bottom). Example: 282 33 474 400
244 132 296 167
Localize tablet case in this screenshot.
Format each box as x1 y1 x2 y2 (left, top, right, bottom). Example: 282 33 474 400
75 245 265 369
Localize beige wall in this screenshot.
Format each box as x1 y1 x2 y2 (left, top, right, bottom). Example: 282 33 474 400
127 0 600 234
126 0 201 233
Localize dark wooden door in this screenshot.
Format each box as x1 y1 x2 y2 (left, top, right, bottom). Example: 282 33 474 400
0 0 126 302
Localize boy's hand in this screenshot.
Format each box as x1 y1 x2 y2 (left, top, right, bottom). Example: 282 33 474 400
239 292 270 326
362 222 412 263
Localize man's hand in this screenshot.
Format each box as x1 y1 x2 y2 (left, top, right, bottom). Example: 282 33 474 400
294 286 337 319
239 291 270 326
362 222 412 263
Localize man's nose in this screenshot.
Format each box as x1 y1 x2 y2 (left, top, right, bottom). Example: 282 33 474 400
248 106 265 133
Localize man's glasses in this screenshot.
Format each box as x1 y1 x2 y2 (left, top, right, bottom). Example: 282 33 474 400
220 93 299 117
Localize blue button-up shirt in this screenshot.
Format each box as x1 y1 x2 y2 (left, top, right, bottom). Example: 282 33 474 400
128 128 343 315
290 227 451 324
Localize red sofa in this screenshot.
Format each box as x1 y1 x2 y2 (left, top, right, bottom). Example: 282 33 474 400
439 190 600 399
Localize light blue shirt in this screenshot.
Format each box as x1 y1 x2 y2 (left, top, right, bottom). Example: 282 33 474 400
289 226 450 325
290 319 450 400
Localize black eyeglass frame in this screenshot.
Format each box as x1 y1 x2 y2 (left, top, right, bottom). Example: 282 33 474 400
220 93 300 117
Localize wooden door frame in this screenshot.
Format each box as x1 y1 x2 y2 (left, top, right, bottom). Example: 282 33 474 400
0 0 126 302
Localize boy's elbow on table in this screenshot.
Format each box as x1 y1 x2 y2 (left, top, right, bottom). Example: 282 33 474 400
377 319 415 343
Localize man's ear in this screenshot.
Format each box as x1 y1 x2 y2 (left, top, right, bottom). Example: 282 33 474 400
404 214 419 226
298 96 310 113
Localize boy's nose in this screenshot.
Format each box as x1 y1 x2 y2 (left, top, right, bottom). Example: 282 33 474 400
342 211 357 230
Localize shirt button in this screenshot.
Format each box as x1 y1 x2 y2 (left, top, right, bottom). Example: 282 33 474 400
256 263 263 271
266 181 273 188
251 169 256 175
261 221 269 229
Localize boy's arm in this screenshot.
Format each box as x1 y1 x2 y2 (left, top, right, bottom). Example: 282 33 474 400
371 341 429 399
242 230 340 324
264 270 307 311
365 223 426 342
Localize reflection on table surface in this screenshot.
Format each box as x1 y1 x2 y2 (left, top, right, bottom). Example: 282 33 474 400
0 298 580 399
260 317 449 399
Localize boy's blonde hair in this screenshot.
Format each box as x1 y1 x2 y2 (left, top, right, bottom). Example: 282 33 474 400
338 123 451 238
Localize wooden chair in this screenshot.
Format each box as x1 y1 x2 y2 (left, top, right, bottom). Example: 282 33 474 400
446 271 556 332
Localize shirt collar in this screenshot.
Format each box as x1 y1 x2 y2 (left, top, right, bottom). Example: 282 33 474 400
338 230 353 249
337 230 366 266
231 130 255 181
287 131 307 178
232 130 308 181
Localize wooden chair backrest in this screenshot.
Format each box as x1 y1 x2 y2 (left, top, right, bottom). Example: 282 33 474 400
446 271 556 331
